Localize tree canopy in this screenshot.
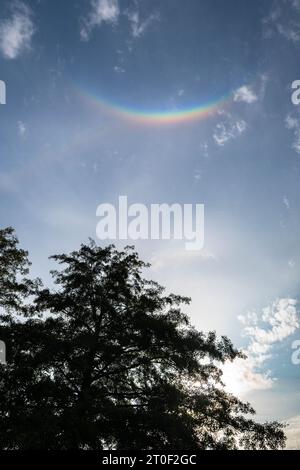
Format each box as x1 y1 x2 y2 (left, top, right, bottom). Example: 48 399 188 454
0 227 286 449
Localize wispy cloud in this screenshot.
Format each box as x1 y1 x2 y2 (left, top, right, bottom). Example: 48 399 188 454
18 120 26 138
213 86 261 147
289 258 296 268
263 0 300 42
277 23 300 42
223 299 299 396
114 65 125 73
283 196 290 210
0 1 35 59
150 248 216 272
286 114 300 154
125 9 159 38
81 0 120 41
213 117 247 147
81 0 159 41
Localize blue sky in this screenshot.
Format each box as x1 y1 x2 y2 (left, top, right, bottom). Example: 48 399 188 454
1 0 300 448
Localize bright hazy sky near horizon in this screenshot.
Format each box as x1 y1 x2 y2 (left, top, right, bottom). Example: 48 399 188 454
0 0 300 449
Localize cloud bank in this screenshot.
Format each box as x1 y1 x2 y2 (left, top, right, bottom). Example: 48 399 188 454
223 298 299 396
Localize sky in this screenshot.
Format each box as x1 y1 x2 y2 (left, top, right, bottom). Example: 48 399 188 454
0 0 300 449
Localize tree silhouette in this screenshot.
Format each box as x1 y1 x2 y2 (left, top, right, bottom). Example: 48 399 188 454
0 228 286 449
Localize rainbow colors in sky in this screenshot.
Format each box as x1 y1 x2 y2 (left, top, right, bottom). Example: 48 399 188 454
78 87 232 125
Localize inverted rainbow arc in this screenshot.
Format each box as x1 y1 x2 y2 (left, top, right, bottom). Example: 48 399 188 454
78 87 233 125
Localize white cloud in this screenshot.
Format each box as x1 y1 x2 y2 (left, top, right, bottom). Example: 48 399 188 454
18 120 26 138
125 9 159 38
244 299 299 358
201 141 209 158
223 298 299 396
213 118 246 146
114 65 125 73
194 169 202 181
0 2 34 59
285 415 300 449
289 258 296 268
283 196 290 210
285 114 300 154
222 357 273 397
286 114 299 129
81 0 120 41
234 85 258 104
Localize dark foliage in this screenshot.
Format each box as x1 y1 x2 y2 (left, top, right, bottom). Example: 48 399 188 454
0 228 286 449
